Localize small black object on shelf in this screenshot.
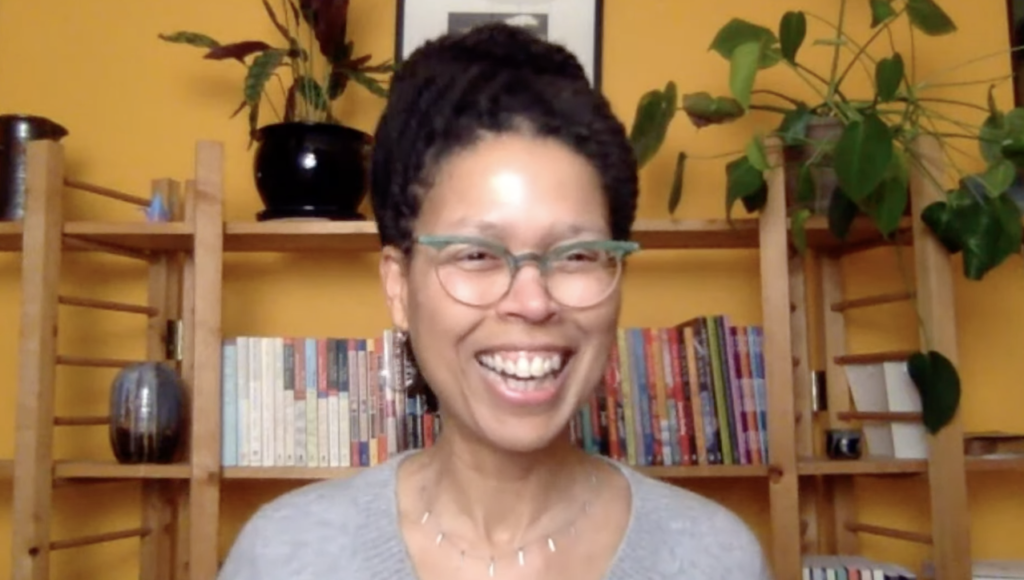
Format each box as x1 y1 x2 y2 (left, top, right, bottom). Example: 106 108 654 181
826 428 863 460
252 121 371 221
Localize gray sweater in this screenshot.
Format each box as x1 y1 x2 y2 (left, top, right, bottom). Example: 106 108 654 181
218 452 773 579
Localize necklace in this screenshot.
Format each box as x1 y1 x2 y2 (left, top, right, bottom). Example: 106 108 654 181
418 467 599 577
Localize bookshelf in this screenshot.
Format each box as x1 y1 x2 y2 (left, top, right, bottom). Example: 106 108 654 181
7 136 1021 580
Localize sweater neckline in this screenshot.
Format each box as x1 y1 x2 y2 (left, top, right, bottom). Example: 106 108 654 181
375 449 640 579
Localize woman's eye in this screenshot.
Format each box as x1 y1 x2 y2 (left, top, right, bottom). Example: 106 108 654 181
564 250 598 262
456 246 499 262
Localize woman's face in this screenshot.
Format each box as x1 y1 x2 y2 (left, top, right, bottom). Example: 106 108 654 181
380 132 622 453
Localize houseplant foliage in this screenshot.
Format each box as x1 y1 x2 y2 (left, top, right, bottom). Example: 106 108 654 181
629 0 1024 434
160 0 394 220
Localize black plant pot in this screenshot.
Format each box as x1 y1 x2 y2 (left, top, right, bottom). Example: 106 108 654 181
252 121 371 221
0 114 68 221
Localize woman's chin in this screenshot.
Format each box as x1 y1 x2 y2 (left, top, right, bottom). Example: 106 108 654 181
470 411 575 455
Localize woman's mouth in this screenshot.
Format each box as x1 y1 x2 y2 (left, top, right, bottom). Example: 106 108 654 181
475 349 573 404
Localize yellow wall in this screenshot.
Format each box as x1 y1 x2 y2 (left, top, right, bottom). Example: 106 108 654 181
1 0 1022 577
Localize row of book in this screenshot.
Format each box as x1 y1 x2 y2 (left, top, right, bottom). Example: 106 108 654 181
218 315 771 468
219 329 434 468
568 316 769 466
802 555 916 579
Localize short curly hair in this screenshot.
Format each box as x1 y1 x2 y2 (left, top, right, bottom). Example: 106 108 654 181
369 22 639 250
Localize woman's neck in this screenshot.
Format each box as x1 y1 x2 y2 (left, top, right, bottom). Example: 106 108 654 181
416 423 594 552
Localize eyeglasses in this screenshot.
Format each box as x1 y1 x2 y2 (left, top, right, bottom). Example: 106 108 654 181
415 234 640 308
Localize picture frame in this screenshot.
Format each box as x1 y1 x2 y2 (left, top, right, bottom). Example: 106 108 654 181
395 0 604 88
1007 0 1024 105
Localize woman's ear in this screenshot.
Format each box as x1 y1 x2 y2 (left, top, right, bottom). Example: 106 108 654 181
379 245 410 331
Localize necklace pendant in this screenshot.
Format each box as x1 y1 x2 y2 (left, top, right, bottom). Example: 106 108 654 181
435 532 444 546
488 557 495 577
420 511 430 525
517 548 525 566
547 537 556 552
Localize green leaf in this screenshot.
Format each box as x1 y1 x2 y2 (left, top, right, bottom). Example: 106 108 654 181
833 113 894 201
931 189 1024 280
158 31 221 49
828 187 859 240
629 82 678 168
709 18 780 68
791 207 811 255
725 156 768 220
921 200 962 253
348 70 390 98
907 350 961 434
979 158 1016 196
247 98 261 150
729 41 762 108
776 105 812 145
244 48 287 106
906 0 957 36
870 0 897 26
1000 137 1024 169
875 53 904 102
979 113 1006 164
865 176 908 237
746 135 769 172
779 11 806 63
668 152 687 215
296 76 328 110
960 194 1022 280
980 107 1024 164
681 92 746 127
796 164 816 204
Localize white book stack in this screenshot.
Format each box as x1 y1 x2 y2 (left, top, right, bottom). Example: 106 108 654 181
844 360 929 459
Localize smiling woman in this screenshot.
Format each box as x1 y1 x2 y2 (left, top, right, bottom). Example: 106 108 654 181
216 22 771 580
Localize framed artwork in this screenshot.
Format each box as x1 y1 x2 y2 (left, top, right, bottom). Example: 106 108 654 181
1008 0 1024 105
395 0 604 88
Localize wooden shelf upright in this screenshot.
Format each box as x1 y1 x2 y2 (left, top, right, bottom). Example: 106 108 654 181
7 139 222 580
7 135 1009 580
787 135 976 579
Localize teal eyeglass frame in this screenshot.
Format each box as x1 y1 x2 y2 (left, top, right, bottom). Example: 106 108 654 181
414 234 641 307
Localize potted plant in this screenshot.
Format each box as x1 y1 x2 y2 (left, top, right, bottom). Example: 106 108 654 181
628 0 1024 435
160 0 394 221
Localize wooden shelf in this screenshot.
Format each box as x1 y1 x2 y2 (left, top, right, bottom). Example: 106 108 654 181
223 463 770 481
53 461 191 480
0 221 193 253
224 220 379 252
798 455 1024 476
64 222 194 251
0 214 904 254
218 215 903 253
965 455 1024 472
798 457 927 476
638 463 770 479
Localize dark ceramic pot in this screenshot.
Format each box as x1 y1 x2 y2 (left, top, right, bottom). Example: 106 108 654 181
0 114 68 221
783 115 843 216
252 121 371 221
108 362 186 464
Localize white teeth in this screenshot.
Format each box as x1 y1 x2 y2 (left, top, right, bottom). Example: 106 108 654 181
477 352 565 380
529 357 544 377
